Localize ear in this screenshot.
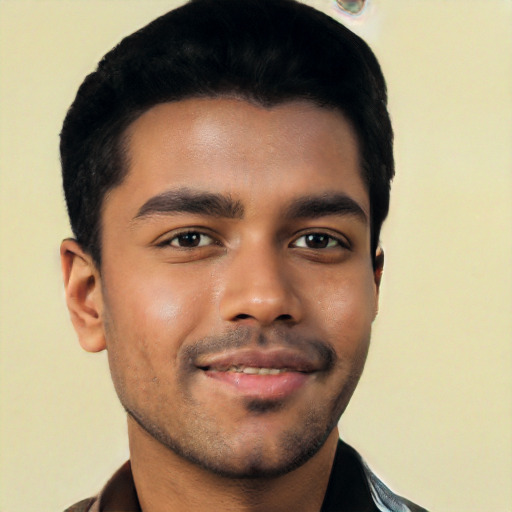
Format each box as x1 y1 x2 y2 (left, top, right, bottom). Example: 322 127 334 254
60 239 106 352
373 247 384 317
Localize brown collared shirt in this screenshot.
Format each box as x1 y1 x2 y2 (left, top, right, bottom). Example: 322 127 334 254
64 440 428 512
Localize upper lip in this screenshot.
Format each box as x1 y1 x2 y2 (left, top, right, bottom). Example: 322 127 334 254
195 348 324 373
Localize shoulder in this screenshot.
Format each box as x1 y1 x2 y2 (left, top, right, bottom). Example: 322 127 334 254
358 452 429 512
326 440 429 512
62 461 138 512
63 497 97 512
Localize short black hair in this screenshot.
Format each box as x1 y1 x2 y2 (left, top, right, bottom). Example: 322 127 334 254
60 0 394 267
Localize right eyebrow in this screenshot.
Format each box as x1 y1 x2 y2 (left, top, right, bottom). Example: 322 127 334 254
283 193 368 224
132 187 244 221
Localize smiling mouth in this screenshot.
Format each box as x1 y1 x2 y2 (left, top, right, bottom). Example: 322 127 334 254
195 347 323 374
200 365 312 401
195 350 320 401
202 365 305 375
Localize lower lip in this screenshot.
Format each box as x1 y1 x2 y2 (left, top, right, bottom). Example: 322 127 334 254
203 370 310 400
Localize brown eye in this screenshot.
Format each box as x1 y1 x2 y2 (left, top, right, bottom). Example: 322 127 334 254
169 232 214 248
293 233 341 250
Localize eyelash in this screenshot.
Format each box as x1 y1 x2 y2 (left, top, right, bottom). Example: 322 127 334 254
157 229 349 251
157 230 220 249
290 232 350 251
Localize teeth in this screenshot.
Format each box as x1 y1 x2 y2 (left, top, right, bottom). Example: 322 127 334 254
219 366 288 375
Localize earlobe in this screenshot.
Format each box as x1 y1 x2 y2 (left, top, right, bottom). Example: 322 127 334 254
60 239 106 353
373 247 384 317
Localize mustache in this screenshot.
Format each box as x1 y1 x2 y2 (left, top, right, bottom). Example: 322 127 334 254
181 327 337 370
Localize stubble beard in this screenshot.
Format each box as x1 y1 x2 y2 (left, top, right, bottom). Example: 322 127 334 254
122 364 365 480
109 324 371 479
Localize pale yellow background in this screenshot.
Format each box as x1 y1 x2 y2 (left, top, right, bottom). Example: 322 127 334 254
1 1 511 511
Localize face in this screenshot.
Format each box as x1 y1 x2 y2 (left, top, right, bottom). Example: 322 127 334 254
97 98 380 477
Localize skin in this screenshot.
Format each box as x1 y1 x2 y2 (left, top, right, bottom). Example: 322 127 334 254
61 98 383 512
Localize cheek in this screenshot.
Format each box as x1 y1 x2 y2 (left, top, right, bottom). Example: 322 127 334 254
102 272 213 411
313 266 376 354
102 268 215 370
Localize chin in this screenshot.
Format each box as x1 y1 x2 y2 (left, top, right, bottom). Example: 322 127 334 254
186 437 326 480
127 404 335 479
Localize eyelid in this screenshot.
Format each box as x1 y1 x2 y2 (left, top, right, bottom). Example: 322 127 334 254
289 230 351 250
152 227 351 250
154 227 222 248
170 232 215 248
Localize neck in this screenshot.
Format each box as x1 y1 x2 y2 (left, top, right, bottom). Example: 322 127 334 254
127 417 339 512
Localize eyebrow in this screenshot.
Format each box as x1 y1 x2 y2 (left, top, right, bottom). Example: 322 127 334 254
133 188 367 225
133 188 244 221
284 193 368 224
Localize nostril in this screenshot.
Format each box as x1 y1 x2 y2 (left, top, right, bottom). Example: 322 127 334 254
233 313 293 322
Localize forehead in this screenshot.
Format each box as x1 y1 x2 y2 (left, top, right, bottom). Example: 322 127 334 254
115 97 368 216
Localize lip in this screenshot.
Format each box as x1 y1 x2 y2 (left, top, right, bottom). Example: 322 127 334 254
204 370 310 400
195 348 323 372
195 348 322 400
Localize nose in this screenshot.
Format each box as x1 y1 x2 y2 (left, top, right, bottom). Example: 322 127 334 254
218 242 303 327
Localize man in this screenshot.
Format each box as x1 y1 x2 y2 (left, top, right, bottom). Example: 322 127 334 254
60 0 426 510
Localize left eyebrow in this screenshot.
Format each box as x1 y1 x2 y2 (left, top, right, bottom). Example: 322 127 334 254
284 193 368 224
132 187 244 221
